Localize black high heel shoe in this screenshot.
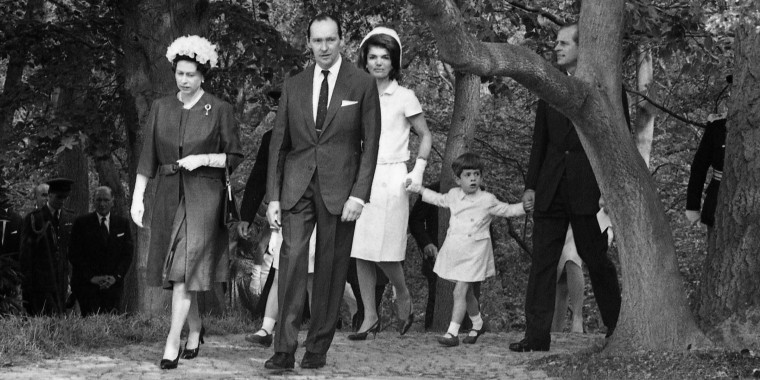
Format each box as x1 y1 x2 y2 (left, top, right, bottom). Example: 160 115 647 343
181 326 205 359
399 313 414 336
347 320 381 341
159 352 181 370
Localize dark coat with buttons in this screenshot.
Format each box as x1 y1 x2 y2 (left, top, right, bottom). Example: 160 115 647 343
525 99 601 215
137 93 243 290
68 212 133 287
686 119 726 226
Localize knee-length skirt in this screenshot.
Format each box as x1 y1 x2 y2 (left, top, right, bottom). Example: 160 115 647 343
350 162 409 262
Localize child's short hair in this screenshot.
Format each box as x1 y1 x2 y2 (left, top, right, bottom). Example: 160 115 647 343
451 152 484 176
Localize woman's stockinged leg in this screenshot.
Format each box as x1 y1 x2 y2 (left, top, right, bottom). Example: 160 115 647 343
377 261 411 320
163 282 192 360
255 271 279 336
185 290 202 349
355 259 379 332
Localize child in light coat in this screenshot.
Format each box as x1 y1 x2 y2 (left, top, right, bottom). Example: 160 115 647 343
406 152 525 346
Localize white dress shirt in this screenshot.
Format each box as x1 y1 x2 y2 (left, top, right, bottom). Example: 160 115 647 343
312 55 342 124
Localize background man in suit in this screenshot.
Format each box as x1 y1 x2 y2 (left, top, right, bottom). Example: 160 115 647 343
0 186 23 263
20 178 76 316
264 13 380 370
509 23 622 352
69 186 133 316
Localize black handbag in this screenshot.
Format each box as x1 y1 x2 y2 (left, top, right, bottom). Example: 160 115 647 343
222 165 240 228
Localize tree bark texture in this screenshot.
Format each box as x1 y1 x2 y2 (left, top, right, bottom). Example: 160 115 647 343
695 22 760 349
408 0 709 351
94 157 127 217
634 49 656 167
0 0 44 144
117 0 210 315
430 72 480 332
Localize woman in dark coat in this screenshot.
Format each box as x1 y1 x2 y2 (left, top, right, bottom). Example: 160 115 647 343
130 35 242 369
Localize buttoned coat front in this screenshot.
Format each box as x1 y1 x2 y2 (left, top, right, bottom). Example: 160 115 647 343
137 93 242 290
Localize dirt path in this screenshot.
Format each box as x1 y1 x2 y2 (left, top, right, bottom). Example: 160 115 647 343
1 331 603 379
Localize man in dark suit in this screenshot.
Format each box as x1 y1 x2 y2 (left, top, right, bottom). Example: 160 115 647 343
264 13 381 370
69 186 133 316
510 23 622 352
0 186 23 262
685 116 726 228
20 178 76 316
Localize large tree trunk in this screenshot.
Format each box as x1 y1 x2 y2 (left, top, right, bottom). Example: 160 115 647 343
695 21 760 349
0 0 44 144
430 72 480 331
633 48 656 167
408 0 710 351
117 0 210 315
94 157 127 217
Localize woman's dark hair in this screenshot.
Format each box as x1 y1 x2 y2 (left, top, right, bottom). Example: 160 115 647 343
358 33 401 81
451 152 484 177
171 55 211 78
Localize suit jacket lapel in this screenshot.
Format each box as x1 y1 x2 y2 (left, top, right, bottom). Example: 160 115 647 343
320 59 351 136
298 66 318 141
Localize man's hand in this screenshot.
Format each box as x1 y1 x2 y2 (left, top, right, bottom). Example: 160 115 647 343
267 201 281 229
599 197 607 212
422 243 438 260
176 154 209 171
341 198 364 222
522 190 535 213
685 210 700 224
237 221 251 239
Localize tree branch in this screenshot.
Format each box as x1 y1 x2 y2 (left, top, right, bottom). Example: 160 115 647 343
626 88 708 128
504 1 567 26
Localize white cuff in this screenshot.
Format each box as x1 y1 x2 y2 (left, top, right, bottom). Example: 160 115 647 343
349 196 366 206
207 153 227 168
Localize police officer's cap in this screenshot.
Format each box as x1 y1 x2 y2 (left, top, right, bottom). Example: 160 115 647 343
46 178 74 194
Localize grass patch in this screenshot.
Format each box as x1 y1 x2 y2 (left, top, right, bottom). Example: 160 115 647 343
0 311 260 365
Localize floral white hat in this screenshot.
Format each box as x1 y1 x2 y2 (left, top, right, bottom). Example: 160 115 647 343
166 35 219 69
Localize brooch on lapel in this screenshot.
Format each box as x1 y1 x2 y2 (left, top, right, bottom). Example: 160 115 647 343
204 104 211 116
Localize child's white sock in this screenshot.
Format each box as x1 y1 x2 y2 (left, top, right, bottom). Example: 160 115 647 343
257 317 276 335
470 313 483 331
446 321 461 336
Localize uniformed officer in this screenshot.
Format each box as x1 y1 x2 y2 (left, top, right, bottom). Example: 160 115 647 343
685 116 726 228
19 178 75 316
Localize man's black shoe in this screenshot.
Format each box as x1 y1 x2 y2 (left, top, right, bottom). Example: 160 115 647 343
300 351 326 369
264 352 295 370
508 339 549 352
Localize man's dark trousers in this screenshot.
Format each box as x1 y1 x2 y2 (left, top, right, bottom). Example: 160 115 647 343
275 173 355 354
525 179 621 347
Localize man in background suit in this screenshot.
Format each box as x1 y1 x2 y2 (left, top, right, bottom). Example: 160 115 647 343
69 186 133 316
20 178 76 316
0 186 23 262
264 13 380 370
510 23 622 352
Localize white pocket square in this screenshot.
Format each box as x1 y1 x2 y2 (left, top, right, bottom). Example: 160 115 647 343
11 230 17 235
117 233 125 237
341 100 358 107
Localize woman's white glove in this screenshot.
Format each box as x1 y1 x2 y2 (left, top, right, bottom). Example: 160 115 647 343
404 158 427 190
404 178 424 194
130 174 148 227
176 153 226 171
250 264 262 296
